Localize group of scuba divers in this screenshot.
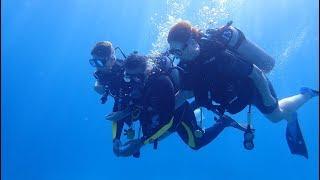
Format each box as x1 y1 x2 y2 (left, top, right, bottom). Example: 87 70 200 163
89 21 319 158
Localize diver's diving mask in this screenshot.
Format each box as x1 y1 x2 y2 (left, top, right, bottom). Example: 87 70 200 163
169 43 188 58
123 71 145 83
169 38 200 61
90 48 115 68
89 55 116 68
89 58 106 68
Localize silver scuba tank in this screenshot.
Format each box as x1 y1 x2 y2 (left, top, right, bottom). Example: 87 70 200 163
193 108 204 138
212 22 275 73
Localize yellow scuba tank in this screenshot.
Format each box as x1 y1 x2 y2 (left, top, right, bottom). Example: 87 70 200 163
207 21 275 73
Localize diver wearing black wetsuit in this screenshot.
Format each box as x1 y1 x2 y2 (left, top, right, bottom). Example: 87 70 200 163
90 42 229 155
167 21 318 158
93 60 137 140
90 41 140 144
124 55 239 151
178 37 278 116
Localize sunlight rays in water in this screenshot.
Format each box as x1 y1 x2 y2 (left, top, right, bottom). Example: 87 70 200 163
149 0 245 56
149 0 191 56
278 27 308 65
149 0 310 83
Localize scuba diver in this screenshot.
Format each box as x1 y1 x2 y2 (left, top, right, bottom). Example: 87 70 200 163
111 53 248 157
166 20 319 158
90 41 144 156
90 41 125 103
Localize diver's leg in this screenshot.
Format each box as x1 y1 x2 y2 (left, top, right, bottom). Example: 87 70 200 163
256 94 311 158
252 75 318 122
188 115 247 150
260 100 310 158
176 119 226 150
263 106 283 122
264 88 318 122
175 101 227 150
252 79 283 122
278 89 317 114
252 82 315 158
249 65 277 107
174 101 199 149
193 122 226 150
194 114 250 149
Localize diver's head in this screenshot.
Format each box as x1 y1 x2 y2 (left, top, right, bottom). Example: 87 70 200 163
167 21 200 62
90 41 116 71
123 53 151 83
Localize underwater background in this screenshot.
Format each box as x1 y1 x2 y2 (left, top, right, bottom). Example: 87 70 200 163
1 0 319 180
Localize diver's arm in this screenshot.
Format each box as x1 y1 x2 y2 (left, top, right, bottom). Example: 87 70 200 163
94 80 105 95
248 64 277 106
141 75 175 145
112 127 143 157
112 120 126 157
106 99 131 122
175 90 194 109
112 121 144 157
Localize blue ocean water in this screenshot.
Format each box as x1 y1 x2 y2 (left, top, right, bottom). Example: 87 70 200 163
1 0 319 180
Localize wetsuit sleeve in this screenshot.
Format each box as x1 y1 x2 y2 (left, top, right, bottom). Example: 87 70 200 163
141 75 175 144
112 99 119 112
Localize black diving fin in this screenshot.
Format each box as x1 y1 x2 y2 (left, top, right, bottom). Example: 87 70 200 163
286 114 308 158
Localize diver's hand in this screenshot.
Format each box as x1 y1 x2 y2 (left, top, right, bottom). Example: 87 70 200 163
121 139 143 156
113 139 122 157
113 139 143 157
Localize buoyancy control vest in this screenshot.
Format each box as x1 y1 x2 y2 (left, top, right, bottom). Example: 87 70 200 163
179 39 256 114
94 60 135 110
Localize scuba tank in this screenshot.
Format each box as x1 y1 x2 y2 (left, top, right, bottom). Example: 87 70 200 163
206 21 275 74
193 108 205 138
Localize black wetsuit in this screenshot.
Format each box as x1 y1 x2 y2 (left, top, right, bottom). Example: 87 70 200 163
137 71 175 143
138 70 231 150
94 57 245 152
93 60 135 140
94 61 127 110
179 37 278 115
173 101 229 150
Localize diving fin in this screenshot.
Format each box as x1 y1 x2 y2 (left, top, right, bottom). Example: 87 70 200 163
300 87 319 97
286 114 308 158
